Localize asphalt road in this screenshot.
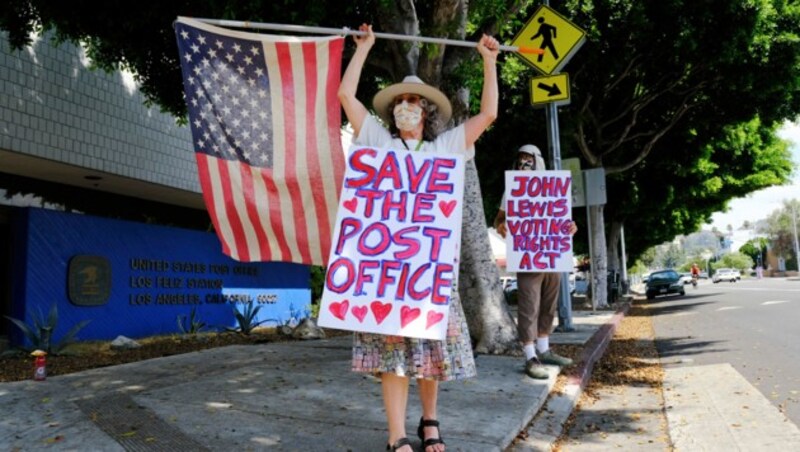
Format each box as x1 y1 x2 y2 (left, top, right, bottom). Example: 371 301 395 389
649 277 800 426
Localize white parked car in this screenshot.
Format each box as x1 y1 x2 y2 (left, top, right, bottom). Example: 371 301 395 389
712 268 738 283
678 273 693 285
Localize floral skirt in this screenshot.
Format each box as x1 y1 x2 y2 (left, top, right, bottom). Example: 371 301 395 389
351 292 476 381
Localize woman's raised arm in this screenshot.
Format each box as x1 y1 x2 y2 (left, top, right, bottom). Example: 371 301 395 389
463 34 499 149
337 24 375 137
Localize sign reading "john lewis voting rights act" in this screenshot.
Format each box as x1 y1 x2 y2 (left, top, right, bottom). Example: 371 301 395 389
504 171 573 273
318 146 464 340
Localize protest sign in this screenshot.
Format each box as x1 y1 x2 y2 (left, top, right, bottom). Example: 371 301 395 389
318 146 465 340
504 170 573 272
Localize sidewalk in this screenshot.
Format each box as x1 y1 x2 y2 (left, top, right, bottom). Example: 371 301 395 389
0 308 624 451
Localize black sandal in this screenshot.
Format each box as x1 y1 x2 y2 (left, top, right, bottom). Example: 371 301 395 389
386 437 413 451
417 417 446 450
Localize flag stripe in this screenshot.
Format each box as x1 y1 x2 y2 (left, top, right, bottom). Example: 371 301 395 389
196 153 235 259
261 169 294 261
322 39 346 260
227 160 263 260
276 42 312 265
326 39 346 197
215 160 250 261
298 41 324 265
251 167 288 261
263 42 303 263
236 162 270 261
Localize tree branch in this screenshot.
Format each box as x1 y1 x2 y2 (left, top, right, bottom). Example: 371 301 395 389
604 96 696 174
376 0 420 80
442 0 524 74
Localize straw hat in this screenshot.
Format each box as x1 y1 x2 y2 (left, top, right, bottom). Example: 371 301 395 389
372 75 453 125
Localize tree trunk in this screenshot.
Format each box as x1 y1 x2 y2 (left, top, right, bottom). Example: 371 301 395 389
458 159 519 354
608 220 629 292
608 221 622 274
589 205 609 309
376 0 420 78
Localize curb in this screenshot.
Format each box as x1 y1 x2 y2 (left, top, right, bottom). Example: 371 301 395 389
508 301 632 451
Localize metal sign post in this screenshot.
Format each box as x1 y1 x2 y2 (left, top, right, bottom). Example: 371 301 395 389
514 1 586 332
547 100 575 331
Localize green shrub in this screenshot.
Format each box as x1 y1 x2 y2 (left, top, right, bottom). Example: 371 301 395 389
230 300 268 335
176 307 207 334
4 303 91 354
309 265 326 303
309 302 320 319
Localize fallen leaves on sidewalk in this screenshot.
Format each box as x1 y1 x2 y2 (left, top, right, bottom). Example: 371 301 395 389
553 299 673 451
584 302 664 398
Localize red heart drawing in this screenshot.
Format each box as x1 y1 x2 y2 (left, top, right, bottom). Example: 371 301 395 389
343 198 358 213
438 200 457 218
329 300 349 321
426 311 445 330
400 306 421 328
351 305 368 323
370 301 393 325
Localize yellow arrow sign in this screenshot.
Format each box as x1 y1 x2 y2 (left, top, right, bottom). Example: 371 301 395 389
530 73 570 107
512 5 586 75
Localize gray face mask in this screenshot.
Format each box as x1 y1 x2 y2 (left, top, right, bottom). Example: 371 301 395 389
516 159 534 170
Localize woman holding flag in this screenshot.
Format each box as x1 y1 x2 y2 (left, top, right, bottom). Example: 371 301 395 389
338 23 499 452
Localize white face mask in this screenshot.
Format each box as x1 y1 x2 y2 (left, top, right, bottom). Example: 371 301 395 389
393 101 424 131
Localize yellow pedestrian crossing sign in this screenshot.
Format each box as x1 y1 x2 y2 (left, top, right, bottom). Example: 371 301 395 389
512 5 586 75
530 73 570 107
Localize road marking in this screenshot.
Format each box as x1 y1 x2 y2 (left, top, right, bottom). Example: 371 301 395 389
717 306 742 311
762 300 789 305
710 287 800 292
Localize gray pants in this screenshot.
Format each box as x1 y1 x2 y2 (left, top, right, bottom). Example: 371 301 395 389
516 272 560 343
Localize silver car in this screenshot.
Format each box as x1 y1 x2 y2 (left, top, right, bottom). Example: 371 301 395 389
712 268 738 283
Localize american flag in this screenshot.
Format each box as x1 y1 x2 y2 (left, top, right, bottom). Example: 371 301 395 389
174 17 345 265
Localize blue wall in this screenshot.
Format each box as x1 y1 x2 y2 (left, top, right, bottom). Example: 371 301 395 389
9 208 310 346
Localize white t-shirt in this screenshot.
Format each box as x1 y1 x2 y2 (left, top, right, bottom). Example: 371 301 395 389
353 116 475 161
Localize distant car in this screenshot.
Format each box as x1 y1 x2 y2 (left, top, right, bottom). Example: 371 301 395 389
712 268 738 283
678 273 693 285
699 271 709 279
646 270 685 300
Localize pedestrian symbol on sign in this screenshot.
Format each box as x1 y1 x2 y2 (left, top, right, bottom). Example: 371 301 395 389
511 5 586 75
532 17 558 63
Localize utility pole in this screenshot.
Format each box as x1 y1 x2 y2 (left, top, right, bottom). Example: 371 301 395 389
792 203 800 272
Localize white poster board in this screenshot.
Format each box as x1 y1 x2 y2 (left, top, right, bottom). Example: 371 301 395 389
318 146 465 340
504 170 573 273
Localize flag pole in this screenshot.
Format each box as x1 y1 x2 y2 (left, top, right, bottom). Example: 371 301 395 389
188 17 545 55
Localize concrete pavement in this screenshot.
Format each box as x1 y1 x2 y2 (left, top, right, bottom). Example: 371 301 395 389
0 309 621 451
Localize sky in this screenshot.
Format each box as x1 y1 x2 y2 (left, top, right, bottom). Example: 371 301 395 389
706 120 800 232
